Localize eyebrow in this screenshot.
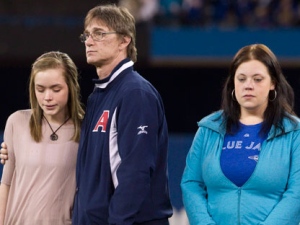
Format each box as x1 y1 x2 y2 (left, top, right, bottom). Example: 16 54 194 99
236 73 264 76
84 27 106 33
35 84 63 88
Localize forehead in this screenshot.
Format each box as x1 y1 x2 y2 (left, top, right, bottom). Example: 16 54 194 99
235 60 269 76
35 68 66 85
85 19 110 32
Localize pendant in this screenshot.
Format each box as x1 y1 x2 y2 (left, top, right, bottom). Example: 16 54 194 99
50 133 58 141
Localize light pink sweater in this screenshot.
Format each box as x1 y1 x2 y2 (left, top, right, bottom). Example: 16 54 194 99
1 110 78 225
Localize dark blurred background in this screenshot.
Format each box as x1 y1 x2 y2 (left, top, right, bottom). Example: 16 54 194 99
1 0 300 212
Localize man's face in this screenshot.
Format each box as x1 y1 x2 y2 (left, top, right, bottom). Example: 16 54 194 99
83 19 121 67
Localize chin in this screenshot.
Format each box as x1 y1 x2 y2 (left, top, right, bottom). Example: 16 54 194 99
241 104 257 110
88 60 102 67
86 58 94 64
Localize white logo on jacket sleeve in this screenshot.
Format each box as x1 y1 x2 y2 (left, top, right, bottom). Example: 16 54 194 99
137 125 148 135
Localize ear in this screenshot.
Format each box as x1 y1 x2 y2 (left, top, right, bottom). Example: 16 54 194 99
270 81 275 91
119 35 131 50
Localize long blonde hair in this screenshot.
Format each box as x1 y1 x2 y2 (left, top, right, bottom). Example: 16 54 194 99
29 51 85 142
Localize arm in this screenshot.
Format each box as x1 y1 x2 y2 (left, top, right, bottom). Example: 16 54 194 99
0 112 18 225
0 184 10 225
181 128 217 225
0 143 8 165
0 115 16 224
108 89 168 225
258 129 300 225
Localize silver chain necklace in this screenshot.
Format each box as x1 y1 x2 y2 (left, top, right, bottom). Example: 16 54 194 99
43 116 70 141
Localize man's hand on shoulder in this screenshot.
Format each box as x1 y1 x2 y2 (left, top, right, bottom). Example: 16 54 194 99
0 142 8 165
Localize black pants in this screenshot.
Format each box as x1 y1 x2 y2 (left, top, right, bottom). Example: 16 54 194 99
133 218 169 225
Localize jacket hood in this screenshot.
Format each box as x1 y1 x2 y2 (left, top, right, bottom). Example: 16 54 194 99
267 114 300 140
197 110 300 139
197 110 225 135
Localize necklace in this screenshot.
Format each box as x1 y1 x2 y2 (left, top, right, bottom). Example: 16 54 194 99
43 116 70 141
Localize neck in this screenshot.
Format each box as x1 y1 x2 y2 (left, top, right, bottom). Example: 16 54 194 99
96 66 113 80
239 113 264 125
96 56 127 80
43 113 69 125
240 105 267 125
44 115 70 141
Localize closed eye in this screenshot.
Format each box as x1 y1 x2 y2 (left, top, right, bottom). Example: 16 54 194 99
254 78 262 82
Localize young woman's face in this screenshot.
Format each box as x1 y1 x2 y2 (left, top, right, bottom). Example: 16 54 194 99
34 68 69 122
234 59 275 116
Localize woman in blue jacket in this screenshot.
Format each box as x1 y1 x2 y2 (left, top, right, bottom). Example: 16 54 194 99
181 44 300 225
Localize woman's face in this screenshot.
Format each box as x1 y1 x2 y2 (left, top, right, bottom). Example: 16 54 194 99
234 59 275 117
34 68 69 123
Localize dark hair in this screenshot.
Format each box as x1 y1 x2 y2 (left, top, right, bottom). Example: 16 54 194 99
221 44 295 135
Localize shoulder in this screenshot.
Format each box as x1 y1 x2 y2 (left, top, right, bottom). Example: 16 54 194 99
269 114 300 138
121 71 161 99
196 110 225 134
198 110 224 126
282 114 300 131
7 109 31 124
125 71 154 88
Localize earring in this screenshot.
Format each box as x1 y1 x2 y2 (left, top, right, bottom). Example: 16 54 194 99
269 90 277 102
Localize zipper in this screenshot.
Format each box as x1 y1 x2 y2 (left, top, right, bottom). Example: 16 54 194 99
238 187 242 225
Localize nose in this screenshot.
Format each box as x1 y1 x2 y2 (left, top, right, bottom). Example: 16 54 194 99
85 35 95 46
44 90 53 101
244 78 254 89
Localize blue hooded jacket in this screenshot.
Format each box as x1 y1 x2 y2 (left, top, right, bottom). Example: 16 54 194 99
181 110 300 225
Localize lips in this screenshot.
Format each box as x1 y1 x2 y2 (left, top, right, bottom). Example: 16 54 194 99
243 95 254 98
86 50 96 55
44 105 56 110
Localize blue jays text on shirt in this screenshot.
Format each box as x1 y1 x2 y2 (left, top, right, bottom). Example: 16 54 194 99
222 122 266 164
223 141 261 151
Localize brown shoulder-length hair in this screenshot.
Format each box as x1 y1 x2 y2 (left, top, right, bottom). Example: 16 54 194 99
221 44 295 135
29 51 85 142
83 4 137 62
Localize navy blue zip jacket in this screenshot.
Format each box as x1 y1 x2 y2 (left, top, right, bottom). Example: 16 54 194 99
72 59 173 225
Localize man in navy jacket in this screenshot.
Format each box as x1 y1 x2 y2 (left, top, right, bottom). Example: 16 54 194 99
72 4 172 225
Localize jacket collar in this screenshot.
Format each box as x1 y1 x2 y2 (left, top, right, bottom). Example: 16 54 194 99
93 58 134 89
198 110 300 139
